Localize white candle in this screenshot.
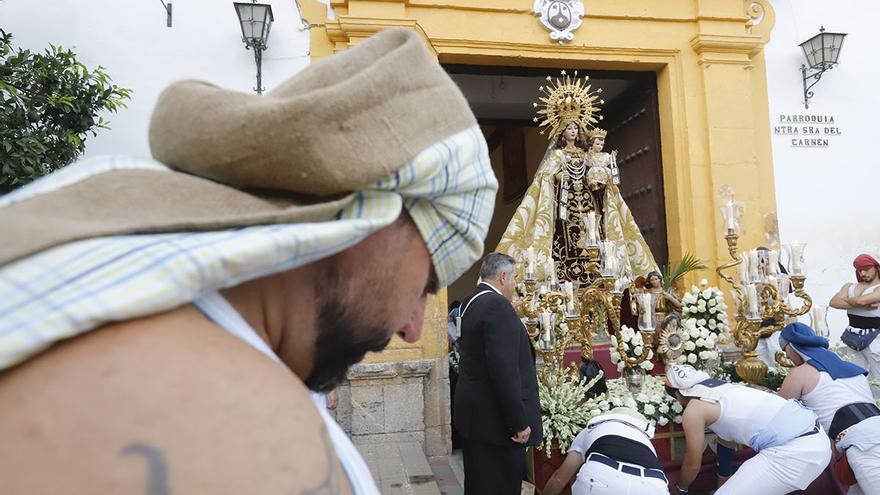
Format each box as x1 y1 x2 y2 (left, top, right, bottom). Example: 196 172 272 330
584 211 599 247
746 283 760 315
788 241 806 276
564 281 575 312
768 250 780 275
526 247 536 278
748 249 762 282
722 201 738 234
545 260 557 284
540 312 553 342
737 254 749 284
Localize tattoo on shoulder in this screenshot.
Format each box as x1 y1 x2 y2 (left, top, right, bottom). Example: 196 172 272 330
121 442 170 495
301 425 348 495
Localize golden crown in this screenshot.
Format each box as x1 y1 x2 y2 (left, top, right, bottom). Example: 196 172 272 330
588 128 607 140
532 70 604 140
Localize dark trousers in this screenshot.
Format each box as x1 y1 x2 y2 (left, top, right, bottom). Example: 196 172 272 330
462 440 524 495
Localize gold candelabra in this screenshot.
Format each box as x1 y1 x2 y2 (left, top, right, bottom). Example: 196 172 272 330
516 243 657 385
715 187 812 386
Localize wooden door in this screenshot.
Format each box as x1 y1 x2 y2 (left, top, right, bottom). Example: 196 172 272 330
601 81 668 268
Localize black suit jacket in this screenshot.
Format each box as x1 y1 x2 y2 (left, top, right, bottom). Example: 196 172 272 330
453 283 543 447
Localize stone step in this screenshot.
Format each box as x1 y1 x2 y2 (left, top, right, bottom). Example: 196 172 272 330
357 442 443 495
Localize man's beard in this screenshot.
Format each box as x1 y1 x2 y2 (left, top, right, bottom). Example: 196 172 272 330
305 292 393 393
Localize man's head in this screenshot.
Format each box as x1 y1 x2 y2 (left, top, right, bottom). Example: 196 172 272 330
305 213 437 392
854 254 880 283
579 358 607 399
0 28 498 379
479 253 517 301
664 364 711 406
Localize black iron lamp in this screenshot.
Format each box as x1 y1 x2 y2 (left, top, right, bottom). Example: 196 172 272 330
799 26 847 109
234 1 275 95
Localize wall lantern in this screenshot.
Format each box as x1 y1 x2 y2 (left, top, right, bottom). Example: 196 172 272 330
234 1 274 95
799 26 847 109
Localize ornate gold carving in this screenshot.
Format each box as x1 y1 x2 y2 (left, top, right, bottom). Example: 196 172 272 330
533 70 604 141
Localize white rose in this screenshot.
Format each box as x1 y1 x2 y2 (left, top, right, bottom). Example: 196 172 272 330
684 341 696 351
688 327 701 339
659 404 670 414
636 393 649 403
626 398 637 409
658 416 670 426
644 404 656 415
687 354 697 364
672 403 683 413
634 346 644 356
699 350 711 360
642 360 654 371
708 298 717 307
697 319 707 326
702 289 713 299
675 355 687 364
674 415 683 423
700 328 710 339
696 338 706 348
617 362 625 372
684 319 697 331
697 301 707 311
708 306 717 314
708 320 717 329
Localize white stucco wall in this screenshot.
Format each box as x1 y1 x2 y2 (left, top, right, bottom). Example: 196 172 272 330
0 0 311 159
764 1 880 336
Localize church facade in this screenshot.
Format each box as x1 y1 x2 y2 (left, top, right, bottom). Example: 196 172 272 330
304 0 779 455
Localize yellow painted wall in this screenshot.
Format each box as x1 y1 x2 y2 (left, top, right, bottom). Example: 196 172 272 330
303 0 778 363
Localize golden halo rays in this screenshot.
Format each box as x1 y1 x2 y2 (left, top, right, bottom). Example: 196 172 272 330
532 70 605 140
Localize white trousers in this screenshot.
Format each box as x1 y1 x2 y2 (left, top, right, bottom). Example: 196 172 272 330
716 430 831 495
847 445 880 495
841 339 880 398
571 459 668 495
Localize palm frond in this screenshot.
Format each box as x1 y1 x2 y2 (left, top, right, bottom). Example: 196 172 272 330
661 253 707 290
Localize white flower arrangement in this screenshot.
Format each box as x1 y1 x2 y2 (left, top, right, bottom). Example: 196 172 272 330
610 325 654 372
538 370 610 457
675 282 728 370
607 375 683 426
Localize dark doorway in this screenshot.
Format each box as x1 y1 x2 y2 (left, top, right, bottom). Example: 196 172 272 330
443 65 668 303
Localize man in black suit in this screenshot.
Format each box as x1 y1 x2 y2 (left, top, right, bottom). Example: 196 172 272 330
453 252 542 495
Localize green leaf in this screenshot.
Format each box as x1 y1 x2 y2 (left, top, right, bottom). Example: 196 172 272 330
661 253 707 291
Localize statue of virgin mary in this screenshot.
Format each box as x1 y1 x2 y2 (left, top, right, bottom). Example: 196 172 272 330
496 71 657 284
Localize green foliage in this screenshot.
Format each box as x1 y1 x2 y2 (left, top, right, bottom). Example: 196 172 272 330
0 30 132 193
661 253 707 291
717 362 788 390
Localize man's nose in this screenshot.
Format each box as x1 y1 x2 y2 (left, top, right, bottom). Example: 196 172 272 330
397 300 427 343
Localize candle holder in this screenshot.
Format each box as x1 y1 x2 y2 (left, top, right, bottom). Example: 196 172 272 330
515 250 652 384
715 188 813 386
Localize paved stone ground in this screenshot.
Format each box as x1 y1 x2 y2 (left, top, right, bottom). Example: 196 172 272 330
358 443 466 495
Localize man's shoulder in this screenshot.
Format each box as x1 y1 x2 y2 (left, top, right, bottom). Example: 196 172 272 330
0 306 351 494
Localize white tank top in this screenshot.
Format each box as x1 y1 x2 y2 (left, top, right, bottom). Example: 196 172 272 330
847 284 880 317
709 386 786 445
801 371 874 432
192 291 380 495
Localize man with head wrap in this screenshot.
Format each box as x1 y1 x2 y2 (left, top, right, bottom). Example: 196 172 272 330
0 29 497 494
664 364 830 495
832 253 880 394
778 322 880 494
